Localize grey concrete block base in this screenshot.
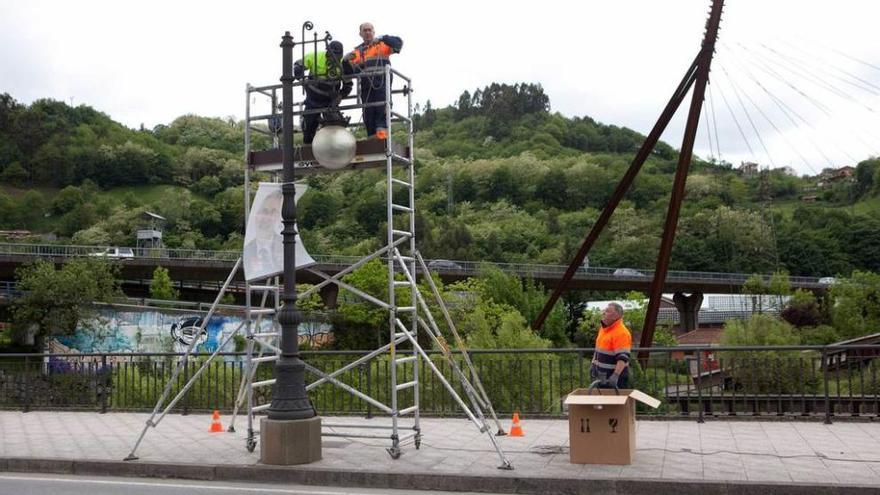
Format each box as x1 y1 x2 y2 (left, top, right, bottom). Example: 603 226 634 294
259 416 322 465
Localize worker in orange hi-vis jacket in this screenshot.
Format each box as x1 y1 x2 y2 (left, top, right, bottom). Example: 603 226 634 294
590 302 632 389
346 22 402 140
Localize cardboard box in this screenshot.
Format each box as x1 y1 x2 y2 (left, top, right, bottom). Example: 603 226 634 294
563 388 661 465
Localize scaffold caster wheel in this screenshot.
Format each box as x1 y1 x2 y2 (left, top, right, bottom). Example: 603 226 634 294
227 425 235 433
246 438 257 452
387 447 402 459
498 460 514 471
414 434 422 449
496 428 508 437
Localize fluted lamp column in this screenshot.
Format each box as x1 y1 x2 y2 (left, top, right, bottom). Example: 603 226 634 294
260 30 322 465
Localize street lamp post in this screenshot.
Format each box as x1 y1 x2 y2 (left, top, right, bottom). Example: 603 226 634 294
260 30 322 465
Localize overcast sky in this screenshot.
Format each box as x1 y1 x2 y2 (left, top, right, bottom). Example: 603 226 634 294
1 0 878 175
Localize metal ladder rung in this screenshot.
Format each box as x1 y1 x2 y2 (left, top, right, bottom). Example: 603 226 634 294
393 281 412 287
396 306 416 312
253 332 279 338
398 405 419 416
396 255 415 262
395 355 418 365
391 177 412 188
252 403 271 412
252 355 278 363
393 331 409 339
249 285 279 291
392 229 413 238
249 308 276 315
391 204 413 213
252 379 276 388
392 154 413 166
396 380 417 391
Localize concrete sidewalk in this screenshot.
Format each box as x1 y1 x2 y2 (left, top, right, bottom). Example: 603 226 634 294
2 411 879 494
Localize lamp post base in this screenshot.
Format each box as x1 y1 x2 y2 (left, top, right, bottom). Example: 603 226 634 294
260 416 322 465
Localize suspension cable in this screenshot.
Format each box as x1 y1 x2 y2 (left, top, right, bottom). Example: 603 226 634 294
720 45 850 166
713 75 756 159
719 67 776 167
720 64 816 174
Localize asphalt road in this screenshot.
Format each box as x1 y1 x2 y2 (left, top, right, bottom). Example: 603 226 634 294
0 473 499 495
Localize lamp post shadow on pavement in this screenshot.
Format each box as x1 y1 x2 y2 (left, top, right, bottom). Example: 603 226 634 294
259 29 322 466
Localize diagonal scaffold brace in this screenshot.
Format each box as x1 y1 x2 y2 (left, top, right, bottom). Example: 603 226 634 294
393 248 512 470
124 258 243 461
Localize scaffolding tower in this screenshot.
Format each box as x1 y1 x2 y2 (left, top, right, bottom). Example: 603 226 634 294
125 26 511 469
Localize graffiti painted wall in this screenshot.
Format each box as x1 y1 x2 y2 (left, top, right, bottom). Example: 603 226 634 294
46 305 333 355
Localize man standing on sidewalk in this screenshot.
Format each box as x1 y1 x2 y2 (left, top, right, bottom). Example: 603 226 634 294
590 302 632 389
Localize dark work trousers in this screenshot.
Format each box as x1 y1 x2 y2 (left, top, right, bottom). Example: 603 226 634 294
302 90 333 144
360 82 389 137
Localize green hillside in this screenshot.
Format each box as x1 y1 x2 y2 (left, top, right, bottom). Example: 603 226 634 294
1 87 879 276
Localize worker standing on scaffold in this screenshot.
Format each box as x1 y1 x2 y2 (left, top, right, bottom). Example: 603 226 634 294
346 22 402 140
293 40 354 144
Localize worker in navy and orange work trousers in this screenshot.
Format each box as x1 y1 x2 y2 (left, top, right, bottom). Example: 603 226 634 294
346 22 402 140
590 302 632 389
293 41 354 144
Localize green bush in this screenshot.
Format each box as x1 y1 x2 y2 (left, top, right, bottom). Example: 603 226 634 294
721 315 820 394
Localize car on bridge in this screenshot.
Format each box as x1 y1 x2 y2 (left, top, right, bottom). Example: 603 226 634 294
427 259 464 271
89 247 135 259
613 268 646 278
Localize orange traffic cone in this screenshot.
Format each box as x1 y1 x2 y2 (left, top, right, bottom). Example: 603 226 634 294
209 410 223 433
509 412 524 437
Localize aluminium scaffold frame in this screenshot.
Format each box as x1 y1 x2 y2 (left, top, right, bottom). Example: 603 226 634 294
125 31 512 468
232 60 512 467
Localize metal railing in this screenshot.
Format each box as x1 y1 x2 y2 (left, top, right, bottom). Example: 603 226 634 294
1 345 876 421
0 242 829 287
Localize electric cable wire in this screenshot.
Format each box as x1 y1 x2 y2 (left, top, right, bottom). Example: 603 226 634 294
719 64 816 174
726 43 880 156
754 42 879 113
713 76 757 160
729 42 833 117
739 41 880 154
720 67 777 168
707 82 723 163
752 43 870 107
703 91 717 162
827 45 880 73
719 45 848 166
776 39 880 96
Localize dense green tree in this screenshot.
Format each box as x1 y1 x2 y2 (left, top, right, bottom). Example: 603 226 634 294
854 158 878 197
51 185 85 214
149 266 179 300
0 161 27 185
830 271 880 339
11 258 122 348
720 314 819 394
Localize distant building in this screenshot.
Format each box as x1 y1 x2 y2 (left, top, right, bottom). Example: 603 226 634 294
825 332 880 370
817 166 855 188
801 195 819 203
738 161 759 177
836 166 855 178
778 166 797 176
137 211 166 250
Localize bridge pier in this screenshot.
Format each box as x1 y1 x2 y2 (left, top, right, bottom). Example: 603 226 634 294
319 284 339 309
673 292 703 333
